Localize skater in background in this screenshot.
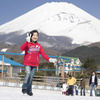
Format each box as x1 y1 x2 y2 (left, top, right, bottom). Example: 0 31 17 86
74 84 78 95
20 30 57 96
80 76 85 96
89 71 98 96
67 75 76 96
62 81 68 95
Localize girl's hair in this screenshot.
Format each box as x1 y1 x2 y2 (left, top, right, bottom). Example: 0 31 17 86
29 30 39 42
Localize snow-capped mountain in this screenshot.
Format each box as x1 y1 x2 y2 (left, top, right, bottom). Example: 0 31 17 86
0 2 100 50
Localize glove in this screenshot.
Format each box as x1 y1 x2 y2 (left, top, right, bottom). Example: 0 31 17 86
26 33 31 42
49 58 57 63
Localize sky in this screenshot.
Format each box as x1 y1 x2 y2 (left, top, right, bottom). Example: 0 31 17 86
0 0 100 25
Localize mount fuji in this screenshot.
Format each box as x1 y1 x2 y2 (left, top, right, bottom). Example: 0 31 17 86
0 2 100 50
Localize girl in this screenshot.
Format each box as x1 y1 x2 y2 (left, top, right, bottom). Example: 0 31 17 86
20 30 57 96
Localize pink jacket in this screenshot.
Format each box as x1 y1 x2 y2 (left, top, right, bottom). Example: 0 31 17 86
20 41 50 67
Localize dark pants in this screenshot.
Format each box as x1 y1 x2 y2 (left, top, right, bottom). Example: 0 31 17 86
80 87 85 96
66 85 74 95
75 90 78 95
75 86 78 95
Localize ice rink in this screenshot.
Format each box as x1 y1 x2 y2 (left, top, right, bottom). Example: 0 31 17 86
0 86 100 100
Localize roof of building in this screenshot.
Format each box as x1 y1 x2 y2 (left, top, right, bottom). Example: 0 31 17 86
61 56 82 66
0 61 11 66
0 55 24 67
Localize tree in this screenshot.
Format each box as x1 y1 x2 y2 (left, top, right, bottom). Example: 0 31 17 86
36 62 56 76
81 57 98 77
18 62 56 78
10 57 13 60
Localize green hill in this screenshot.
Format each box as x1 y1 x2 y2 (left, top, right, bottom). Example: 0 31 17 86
62 46 100 64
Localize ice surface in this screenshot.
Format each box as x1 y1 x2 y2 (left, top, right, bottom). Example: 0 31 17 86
0 86 100 100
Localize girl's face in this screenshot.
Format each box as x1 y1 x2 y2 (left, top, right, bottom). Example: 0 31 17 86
31 32 38 42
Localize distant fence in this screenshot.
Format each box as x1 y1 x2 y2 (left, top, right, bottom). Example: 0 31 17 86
0 76 93 91
0 76 66 91
0 75 66 86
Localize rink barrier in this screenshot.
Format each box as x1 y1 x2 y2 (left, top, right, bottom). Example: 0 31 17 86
0 76 66 90
0 77 21 87
0 76 94 92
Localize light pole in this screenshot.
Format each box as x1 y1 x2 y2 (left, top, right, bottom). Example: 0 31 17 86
61 59 65 82
1 54 4 77
1 48 8 77
56 53 60 77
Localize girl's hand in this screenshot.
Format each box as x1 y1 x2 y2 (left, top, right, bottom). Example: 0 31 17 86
49 58 57 63
26 33 31 42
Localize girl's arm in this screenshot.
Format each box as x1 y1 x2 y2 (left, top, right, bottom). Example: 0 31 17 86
20 41 28 51
39 45 50 61
39 45 57 63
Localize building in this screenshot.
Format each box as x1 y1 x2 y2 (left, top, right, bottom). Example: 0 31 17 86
58 56 82 77
0 55 24 77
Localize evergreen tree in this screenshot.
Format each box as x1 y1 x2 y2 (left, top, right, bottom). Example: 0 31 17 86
35 62 56 76
10 57 13 60
81 57 98 77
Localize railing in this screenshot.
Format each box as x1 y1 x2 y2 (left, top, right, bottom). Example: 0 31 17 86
0 76 66 91
0 76 93 91
0 77 21 87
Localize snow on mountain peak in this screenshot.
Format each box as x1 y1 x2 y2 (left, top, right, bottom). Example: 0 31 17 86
0 2 100 45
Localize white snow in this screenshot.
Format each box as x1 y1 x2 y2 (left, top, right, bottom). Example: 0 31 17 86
39 41 55 47
5 42 15 45
0 61 11 66
0 86 100 100
0 2 100 45
0 48 9 52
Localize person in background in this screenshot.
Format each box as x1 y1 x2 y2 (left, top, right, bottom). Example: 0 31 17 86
74 84 78 95
67 75 76 96
89 71 98 96
20 30 57 96
62 81 68 95
80 76 85 96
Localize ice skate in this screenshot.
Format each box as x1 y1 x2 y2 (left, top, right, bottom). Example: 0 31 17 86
22 89 27 94
27 92 33 96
